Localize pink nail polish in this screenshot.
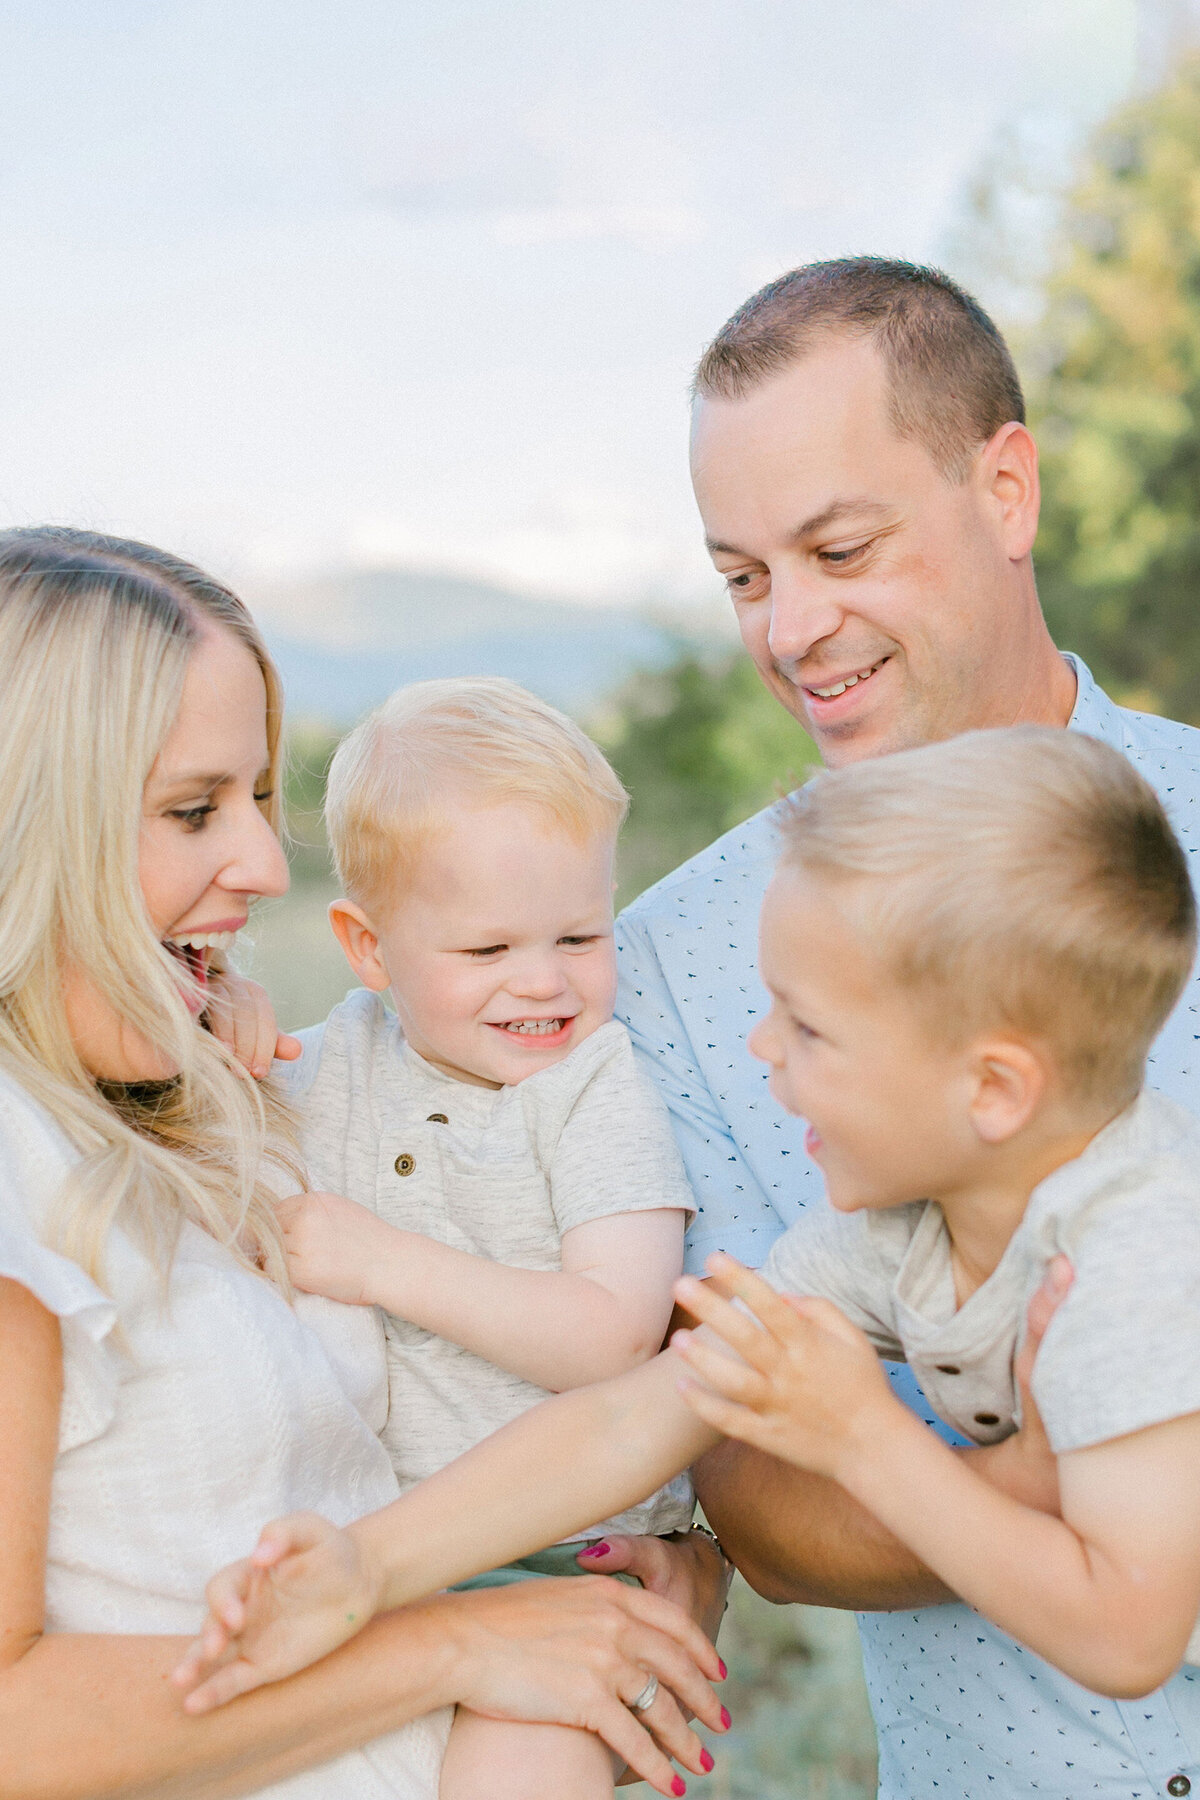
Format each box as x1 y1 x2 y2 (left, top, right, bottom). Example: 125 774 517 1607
700 1748 715 1772
717 1657 728 1679
578 1541 610 1559
671 1779 687 1797
719 1705 732 1730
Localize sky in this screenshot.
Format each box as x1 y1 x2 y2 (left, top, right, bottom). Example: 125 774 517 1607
0 1 1153 626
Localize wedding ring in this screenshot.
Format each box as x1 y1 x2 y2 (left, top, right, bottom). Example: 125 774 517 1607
628 1674 659 1712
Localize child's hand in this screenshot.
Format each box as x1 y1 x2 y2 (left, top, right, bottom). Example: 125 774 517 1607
205 969 302 1079
171 1511 383 1713
669 1252 898 1483
276 1191 388 1306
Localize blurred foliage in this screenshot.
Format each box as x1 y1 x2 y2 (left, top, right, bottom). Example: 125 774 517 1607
1030 55 1200 722
595 652 820 905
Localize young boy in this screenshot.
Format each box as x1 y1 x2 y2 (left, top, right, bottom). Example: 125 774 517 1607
261 679 697 1800
177 726 1200 1725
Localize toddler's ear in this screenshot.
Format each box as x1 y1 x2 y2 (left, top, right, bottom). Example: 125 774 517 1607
328 900 390 992
968 1038 1046 1145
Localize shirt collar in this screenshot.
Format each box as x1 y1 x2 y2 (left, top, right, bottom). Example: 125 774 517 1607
1063 652 1125 751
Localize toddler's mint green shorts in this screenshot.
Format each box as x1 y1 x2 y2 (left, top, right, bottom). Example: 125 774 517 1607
450 1539 641 1591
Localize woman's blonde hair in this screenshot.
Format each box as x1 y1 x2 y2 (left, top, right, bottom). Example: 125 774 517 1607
779 727 1197 1108
326 677 629 914
0 527 299 1290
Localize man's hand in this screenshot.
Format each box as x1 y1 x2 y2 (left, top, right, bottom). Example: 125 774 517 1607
670 1254 900 1485
276 1192 391 1306
205 970 302 1079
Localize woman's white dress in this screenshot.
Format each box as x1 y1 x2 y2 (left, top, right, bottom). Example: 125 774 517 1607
0 1068 450 1798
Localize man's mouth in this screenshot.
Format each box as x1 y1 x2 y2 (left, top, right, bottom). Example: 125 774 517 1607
804 657 889 700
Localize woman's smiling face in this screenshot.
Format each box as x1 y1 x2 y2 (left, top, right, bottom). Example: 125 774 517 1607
64 624 290 1080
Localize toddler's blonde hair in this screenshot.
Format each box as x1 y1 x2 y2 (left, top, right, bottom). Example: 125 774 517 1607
326 677 629 913
778 726 1196 1108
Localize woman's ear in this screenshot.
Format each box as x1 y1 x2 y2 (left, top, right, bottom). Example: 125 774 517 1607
968 1037 1048 1144
328 900 390 992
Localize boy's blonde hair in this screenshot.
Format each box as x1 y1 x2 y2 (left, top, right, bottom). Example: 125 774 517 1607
326 678 629 913
779 727 1196 1108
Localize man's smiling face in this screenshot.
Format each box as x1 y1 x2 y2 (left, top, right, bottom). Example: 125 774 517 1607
690 334 1031 766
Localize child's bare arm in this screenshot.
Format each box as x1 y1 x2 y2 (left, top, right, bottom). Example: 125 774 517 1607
173 1348 721 1710
282 1193 686 1391
676 1255 1200 1697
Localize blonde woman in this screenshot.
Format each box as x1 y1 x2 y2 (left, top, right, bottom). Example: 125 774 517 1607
0 527 725 1800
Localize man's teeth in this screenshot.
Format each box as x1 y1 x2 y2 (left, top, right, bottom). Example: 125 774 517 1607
502 1019 566 1035
166 930 237 951
810 660 885 700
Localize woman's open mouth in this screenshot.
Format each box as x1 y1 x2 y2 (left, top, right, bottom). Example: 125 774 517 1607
164 929 238 1013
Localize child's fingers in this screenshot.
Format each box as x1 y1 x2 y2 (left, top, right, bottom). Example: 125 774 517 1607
203 1556 258 1633
703 1253 822 1342
671 1276 776 1370
274 1031 303 1063
181 1655 269 1716
675 1372 773 1451
670 1328 772 1408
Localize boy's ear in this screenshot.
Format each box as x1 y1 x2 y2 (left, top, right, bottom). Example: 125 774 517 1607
328 900 391 992
967 1037 1047 1144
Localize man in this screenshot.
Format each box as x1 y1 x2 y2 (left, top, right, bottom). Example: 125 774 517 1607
616 258 1200 1797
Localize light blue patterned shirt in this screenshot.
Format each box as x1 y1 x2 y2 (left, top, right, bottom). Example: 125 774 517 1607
616 656 1200 1800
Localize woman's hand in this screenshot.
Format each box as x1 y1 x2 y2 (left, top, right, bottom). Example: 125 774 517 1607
577 1530 732 1648
205 969 301 1079
438 1573 728 1797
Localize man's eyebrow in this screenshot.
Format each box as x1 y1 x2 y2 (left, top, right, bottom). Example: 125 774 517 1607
704 498 892 558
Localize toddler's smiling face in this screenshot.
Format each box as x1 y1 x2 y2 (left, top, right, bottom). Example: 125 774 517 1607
348 799 618 1089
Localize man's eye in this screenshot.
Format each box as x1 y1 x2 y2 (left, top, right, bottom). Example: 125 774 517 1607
819 540 871 567
723 570 766 594
169 804 216 831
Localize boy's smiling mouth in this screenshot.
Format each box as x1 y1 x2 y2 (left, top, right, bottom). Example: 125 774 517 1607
488 1017 576 1040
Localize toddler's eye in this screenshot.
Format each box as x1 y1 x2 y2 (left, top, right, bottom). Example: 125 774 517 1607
558 935 599 947
464 944 506 958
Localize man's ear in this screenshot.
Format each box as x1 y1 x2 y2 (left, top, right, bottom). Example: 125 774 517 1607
981 420 1040 562
967 1036 1047 1145
328 900 391 992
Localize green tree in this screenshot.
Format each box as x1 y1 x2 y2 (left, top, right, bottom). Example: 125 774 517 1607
596 652 820 904
1030 55 1200 720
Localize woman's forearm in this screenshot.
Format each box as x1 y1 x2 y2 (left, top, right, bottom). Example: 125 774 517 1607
359 1351 718 1611
0 1604 461 1800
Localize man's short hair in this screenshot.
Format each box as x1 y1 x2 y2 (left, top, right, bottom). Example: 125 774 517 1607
694 257 1025 482
777 727 1196 1109
326 676 629 915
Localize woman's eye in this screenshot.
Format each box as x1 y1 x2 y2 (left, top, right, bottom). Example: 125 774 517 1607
169 804 217 831
254 788 274 807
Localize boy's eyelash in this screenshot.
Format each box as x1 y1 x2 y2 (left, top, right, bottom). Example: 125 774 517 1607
464 945 506 958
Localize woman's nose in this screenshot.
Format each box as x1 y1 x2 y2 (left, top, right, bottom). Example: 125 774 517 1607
221 802 290 901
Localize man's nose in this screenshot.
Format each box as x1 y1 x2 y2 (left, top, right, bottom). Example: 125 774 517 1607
766 569 845 666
